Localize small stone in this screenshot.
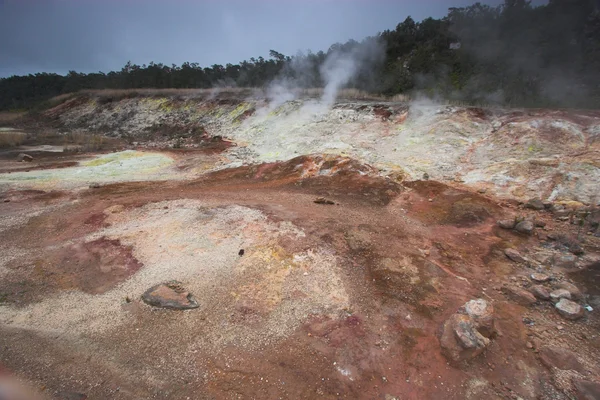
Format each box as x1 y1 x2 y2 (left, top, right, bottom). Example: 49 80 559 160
141 281 199 310
555 282 582 300
89 182 101 189
515 220 534 234
503 285 537 306
526 341 533 349
534 220 547 228
2 199 9 203
497 219 516 229
555 298 585 320
550 289 571 303
530 273 550 283
314 197 335 205
238 249 245 256
17 153 33 162
526 198 545 210
504 248 527 263
530 285 551 300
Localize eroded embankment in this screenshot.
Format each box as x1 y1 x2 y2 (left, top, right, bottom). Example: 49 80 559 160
35 94 600 204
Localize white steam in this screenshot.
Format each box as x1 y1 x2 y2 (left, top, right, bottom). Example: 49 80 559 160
262 38 384 113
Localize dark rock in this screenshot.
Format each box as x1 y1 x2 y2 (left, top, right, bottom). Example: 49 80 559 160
17 153 33 162
314 197 335 205
238 249 245 256
569 242 585 256
539 346 585 372
530 285 551 300
504 248 527 263
515 220 534 234
497 219 516 229
526 198 545 210
555 298 585 320
503 285 537 306
142 281 199 310
534 220 546 228
439 314 490 363
552 254 577 268
574 380 600 400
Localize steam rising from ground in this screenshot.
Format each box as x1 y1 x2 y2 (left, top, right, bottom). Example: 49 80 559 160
263 37 384 114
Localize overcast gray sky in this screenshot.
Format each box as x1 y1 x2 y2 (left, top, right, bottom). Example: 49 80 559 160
0 0 548 78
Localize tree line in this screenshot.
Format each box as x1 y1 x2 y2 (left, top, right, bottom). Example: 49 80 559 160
1 0 599 110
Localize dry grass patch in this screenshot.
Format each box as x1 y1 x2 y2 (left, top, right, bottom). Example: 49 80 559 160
0 111 26 123
0 131 27 147
63 131 107 152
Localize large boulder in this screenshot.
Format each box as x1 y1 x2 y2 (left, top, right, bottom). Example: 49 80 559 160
440 314 490 363
539 346 585 372
555 298 585 320
459 298 496 338
574 380 600 400
530 285 551 300
142 281 199 310
17 153 33 162
526 198 545 210
503 285 537 306
549 289 571 303
497 219 516 229
555 281 582 300
515 220 535 234
504 248 527 263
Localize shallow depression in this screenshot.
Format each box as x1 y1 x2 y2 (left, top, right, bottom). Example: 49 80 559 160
0 150 177 189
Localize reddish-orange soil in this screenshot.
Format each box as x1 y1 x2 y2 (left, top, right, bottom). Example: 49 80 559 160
0 152 598 400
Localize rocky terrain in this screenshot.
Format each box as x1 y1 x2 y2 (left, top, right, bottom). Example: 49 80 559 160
0 91 599 399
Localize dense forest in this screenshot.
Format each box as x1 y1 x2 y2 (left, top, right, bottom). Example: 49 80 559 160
1 0 599 110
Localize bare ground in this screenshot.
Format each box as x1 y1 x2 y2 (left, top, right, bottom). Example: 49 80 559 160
0 150 598 400
0 98 599 399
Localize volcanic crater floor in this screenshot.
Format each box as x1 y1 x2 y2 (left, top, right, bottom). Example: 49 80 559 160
0 150 599 400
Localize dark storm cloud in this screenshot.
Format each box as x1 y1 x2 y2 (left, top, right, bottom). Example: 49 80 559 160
0 0 548 77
